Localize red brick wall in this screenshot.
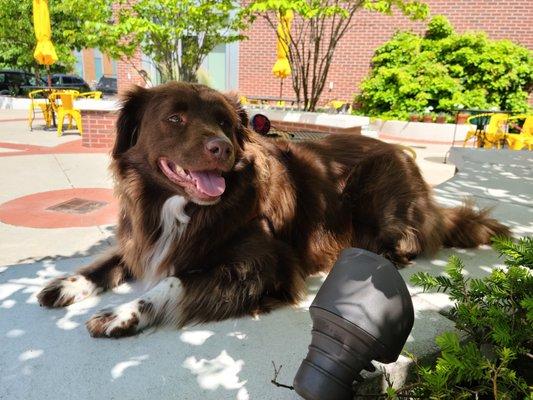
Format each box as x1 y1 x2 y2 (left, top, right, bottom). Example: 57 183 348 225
273 121 361 135
80 111 361 148
239 0 533 104
116 50 145 94
113 1 146 94
81 111 118 149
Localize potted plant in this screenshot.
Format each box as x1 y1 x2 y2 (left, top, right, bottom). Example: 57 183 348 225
409 113 421 122
435 112 447 123
422 106 434 123
456 112 469 124
454 104 469 124
422 114 434 123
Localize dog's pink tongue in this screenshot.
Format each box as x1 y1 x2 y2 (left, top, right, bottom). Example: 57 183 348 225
190 171 226 197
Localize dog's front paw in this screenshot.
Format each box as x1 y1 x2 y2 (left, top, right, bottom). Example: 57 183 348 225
37 275 98 308
86 303 141 338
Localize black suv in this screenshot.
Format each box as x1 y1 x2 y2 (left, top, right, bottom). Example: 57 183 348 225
0 70 45 96
51 74 91 92
96 75 117 95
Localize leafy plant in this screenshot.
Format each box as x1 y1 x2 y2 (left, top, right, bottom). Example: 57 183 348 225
407 236 533 399
249 0 429 112
0 0 98 74
357 16 533 119
78 0 248 83
425 14 454 40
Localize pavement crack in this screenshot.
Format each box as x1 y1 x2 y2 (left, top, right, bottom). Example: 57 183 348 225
53 154 75 188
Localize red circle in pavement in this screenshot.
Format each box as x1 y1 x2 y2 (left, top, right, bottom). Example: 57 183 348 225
0 188 118 228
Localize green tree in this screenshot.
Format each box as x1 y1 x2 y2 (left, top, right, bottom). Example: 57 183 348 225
248 0 429 111
83 0 248 83
357 16 533 119
0 0 101 75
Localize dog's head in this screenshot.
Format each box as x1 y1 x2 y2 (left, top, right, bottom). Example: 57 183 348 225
113 82 249 205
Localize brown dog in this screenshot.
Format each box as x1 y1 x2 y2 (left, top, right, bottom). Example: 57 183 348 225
37 82 509 338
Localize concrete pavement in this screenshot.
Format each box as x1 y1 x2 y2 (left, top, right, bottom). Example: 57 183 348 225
0 110 531 399
0 111 114 266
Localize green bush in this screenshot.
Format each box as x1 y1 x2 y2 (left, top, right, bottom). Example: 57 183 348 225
425 14 454 40
357 16 533 119
405 236 533 399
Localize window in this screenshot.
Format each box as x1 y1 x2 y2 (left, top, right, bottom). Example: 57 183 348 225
111 60 117 77
73 50 84 77
62 76 74 84
94 49 104 81
202 43 238 91
207 45 226 91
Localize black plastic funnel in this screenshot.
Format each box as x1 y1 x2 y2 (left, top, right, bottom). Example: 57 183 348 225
293 248 414 400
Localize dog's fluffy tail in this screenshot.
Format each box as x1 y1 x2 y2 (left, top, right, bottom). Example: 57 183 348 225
439 201 511 248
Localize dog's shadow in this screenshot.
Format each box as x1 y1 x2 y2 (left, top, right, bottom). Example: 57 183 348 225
0 257 320 400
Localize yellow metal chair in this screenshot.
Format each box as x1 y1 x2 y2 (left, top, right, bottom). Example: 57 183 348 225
506 115 532 150
49 90 83 136
28 89 52 130
76 91 102 100
463 113 508 148
328 100 351 114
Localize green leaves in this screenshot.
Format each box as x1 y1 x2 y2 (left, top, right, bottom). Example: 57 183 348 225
492 236 533 269
248 0 430 111
249 0 351 19
0 0 87 73
71 0 248 83
425 15 454 40
250 0 428 20
408 236 533 399
364 0 429 20
357 15 533 118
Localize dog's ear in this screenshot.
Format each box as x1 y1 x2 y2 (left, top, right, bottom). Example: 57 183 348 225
113 86 150 159
224 92 250 149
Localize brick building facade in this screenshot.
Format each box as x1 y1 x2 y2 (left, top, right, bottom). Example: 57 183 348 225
109 0 532 103
238 0 533 104
74 49 116 87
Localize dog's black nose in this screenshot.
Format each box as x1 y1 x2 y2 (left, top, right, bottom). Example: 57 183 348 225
205 138 233 161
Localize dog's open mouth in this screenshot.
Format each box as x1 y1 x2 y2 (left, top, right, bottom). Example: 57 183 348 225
158 157 225 202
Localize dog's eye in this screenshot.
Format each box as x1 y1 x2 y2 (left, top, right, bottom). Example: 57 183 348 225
219 119 229 128
167 114 184 125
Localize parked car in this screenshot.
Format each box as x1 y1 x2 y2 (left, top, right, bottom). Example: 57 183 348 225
0 70 46 96
95 75 117 95
50 74 91 92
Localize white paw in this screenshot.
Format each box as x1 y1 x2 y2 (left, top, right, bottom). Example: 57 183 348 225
37 275 99 307
86 301 141 338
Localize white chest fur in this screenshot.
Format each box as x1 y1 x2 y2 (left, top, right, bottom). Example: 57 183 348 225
145 195 190 284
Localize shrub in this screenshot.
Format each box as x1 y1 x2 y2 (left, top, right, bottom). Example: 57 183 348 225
405 236 533 399
425 14 454 40
357 16 533 119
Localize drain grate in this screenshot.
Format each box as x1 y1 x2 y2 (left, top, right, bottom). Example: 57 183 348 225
46 198 108 214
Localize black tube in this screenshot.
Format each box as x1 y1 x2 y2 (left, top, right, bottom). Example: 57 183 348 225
293 248 414 400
